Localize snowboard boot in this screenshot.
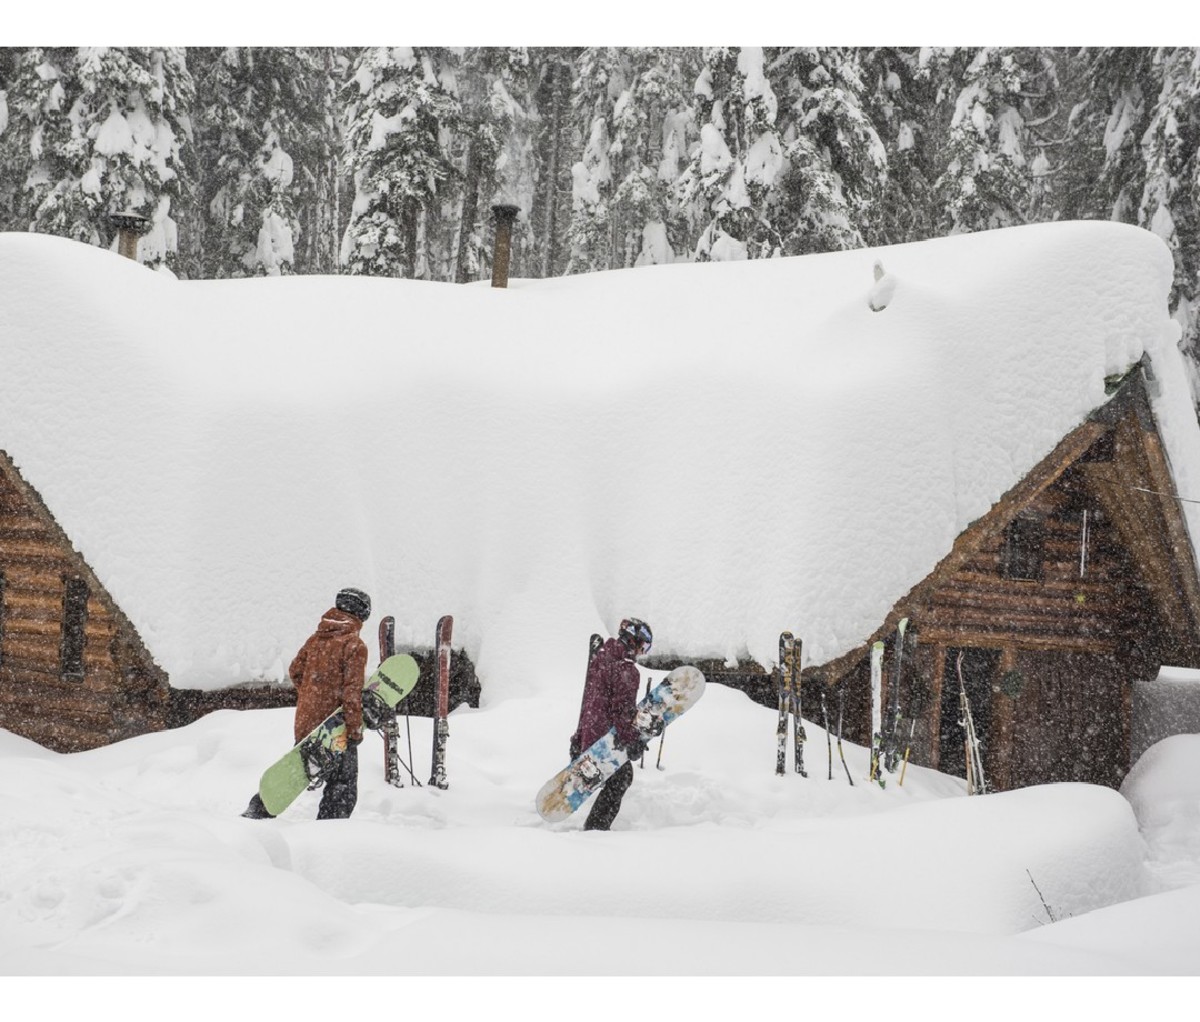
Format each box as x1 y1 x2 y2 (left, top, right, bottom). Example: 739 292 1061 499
241 793 275 819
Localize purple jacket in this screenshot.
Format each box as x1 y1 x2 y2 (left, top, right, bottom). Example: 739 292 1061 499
572 637 641 751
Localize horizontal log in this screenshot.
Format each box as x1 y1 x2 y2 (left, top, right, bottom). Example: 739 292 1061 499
928 585 1124 620
0 536 75 561
0 550 73 573
0 523 54 545
919 613 1118 648
0 636 120 679
952 571 1124 596
1 605 118 639
0 679 114 719
0 564 76 593
0 712 115 754
917 627 1116 655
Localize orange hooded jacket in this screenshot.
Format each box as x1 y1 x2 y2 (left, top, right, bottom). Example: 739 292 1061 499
289 607 368 743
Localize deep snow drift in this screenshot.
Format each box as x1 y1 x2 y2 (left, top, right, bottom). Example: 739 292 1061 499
1 222 1196 700
2 675 1198 978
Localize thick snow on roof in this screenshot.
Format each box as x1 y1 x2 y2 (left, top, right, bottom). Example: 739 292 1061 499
0 221 1196 696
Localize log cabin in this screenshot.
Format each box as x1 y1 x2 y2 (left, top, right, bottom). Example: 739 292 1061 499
799 360 1200 791
2 221 1199 787
0 439 479 751
0 447 170 750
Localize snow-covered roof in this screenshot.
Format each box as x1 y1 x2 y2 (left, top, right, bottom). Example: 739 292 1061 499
1 221 1197 699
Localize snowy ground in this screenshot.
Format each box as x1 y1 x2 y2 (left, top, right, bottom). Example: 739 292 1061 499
3 666 1198 1012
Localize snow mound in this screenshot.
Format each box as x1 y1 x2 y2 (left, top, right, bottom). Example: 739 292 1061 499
0 221 1190 705
1122 733 1200 889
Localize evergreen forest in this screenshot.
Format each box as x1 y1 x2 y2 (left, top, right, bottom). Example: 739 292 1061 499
2 46 1200 393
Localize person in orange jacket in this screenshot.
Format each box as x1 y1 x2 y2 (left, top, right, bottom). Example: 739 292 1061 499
242 587 371 820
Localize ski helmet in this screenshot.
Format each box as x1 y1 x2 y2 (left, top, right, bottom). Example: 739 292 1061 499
335 587 371 621
618 618 653 657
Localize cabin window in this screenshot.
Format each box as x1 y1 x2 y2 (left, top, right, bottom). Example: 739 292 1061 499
61 577 89 680
1001 515 1044 581
1080 431 1114 463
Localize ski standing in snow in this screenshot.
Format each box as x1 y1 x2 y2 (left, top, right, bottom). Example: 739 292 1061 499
429 615 453 789
869 640 885 787
956 651 989 795
775 631 807 777
882 617 909 774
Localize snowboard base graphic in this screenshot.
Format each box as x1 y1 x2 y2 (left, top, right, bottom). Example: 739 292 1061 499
258 653 421 816
535 665 705 822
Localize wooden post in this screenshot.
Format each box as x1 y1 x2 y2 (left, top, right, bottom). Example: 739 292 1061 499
107 212 151 262
991 647 1018 791
929 644 947 771
491 204 519 288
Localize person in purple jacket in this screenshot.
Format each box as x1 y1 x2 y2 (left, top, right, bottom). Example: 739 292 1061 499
569 617 655 831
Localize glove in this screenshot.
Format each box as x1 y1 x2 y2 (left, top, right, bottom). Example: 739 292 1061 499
618 736 647 760
569 736 582 760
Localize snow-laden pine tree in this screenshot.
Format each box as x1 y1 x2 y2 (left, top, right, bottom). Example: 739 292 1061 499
1135 48 1200 394
859 47 942 245
927 47 1059 234
340 47 462 278
564 47 624 273
193 47 334 278
564 47 698 272
0 49 21 231
0 47 195 272
767 46 887 255
676 46 785 261
1049 48 1151 223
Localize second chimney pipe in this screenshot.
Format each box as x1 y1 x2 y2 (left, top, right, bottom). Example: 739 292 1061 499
108 211 151 262
491 204 519 288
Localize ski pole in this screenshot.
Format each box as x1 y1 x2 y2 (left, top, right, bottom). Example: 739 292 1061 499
898 718 916 786
776 632 790 775
640 676 651 769
402 701 422 786
791 636 806 777
836 687 854 786
821 691 832 780
655 730 666 770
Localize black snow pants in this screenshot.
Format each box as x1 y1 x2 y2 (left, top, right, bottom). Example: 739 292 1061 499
318 743 359 820
583 760 633 831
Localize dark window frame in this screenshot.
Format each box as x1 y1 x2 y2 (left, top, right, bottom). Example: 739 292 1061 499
61 576 89 680
1001 514 1045 582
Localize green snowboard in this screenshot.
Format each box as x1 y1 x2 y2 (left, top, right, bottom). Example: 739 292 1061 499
258 653 421 816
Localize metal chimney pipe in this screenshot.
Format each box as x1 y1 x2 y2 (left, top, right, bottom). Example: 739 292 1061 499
107 211 151 262
490 204 519 288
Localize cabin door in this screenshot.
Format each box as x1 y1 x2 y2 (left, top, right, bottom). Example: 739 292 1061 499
938 647 1000 779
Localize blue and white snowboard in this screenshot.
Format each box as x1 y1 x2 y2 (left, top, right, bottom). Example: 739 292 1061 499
535 665 705 822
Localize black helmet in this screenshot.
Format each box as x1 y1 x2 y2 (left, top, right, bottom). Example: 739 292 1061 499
336 587 371 621
618 618 652 657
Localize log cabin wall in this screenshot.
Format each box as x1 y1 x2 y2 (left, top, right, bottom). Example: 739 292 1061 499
892 456 1169 790
867 378 1200 791
0 451 169 752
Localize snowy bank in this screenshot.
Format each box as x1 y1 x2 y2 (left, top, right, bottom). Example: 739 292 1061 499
1 677 1193 977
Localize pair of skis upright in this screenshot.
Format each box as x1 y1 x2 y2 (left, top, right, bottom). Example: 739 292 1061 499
775 631 806 777
379 613 454 790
